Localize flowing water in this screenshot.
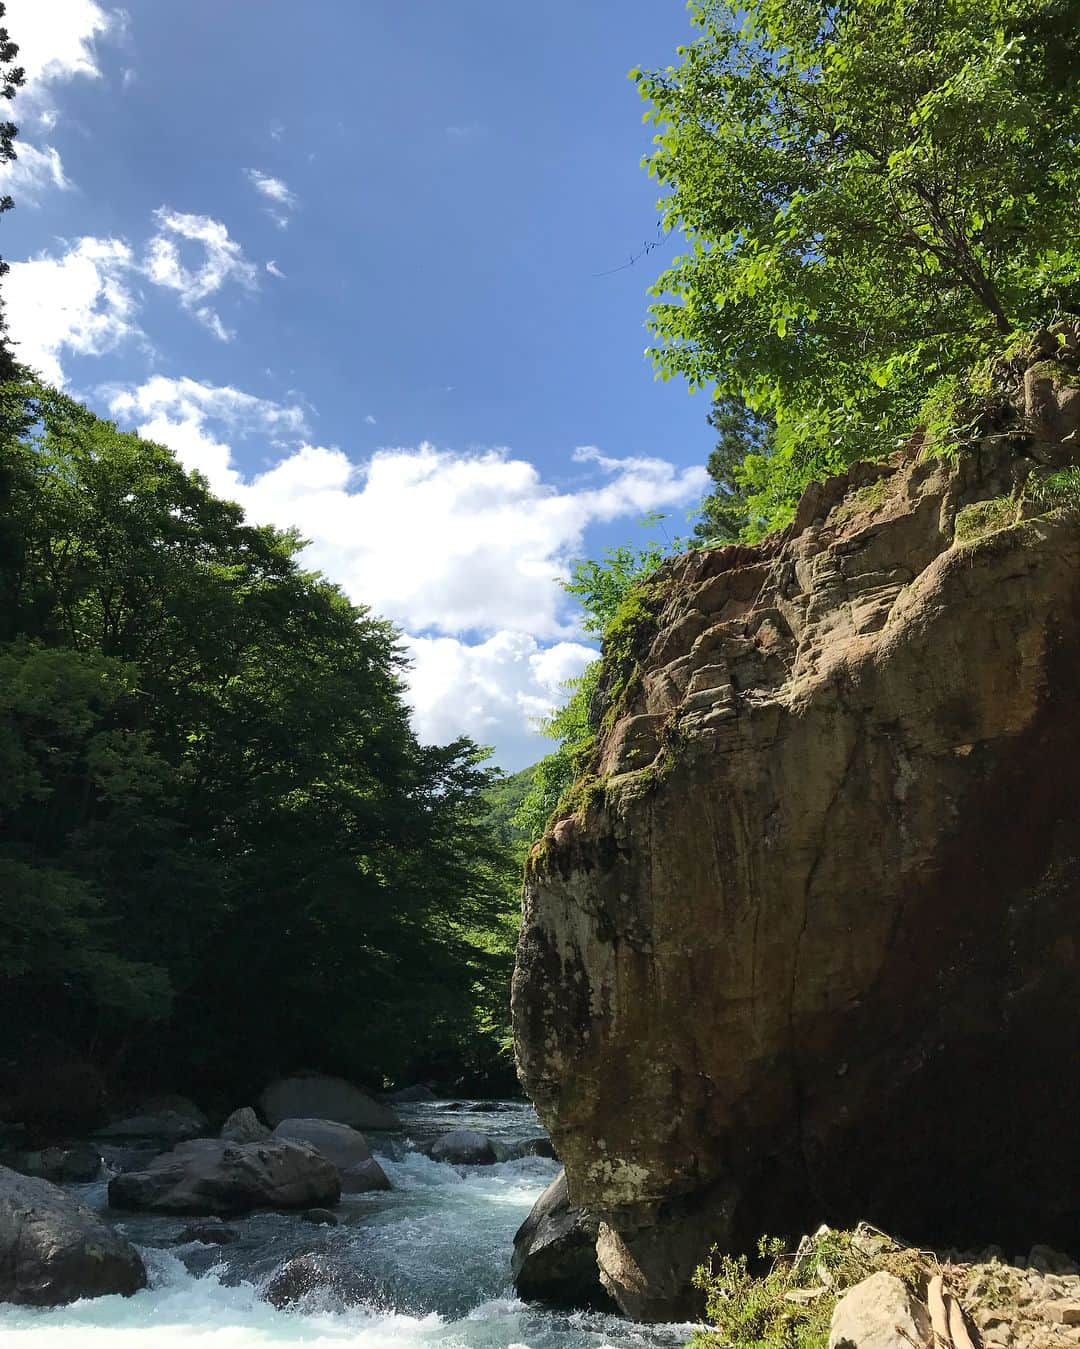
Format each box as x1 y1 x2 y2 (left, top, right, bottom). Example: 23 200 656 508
0 1101 694 1349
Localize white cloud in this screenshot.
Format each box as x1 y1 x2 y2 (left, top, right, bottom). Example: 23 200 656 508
6 0 114 100
144 208 256 338
245 169 297 228
403 631 595 766
102 375 706 764
6 236 139 384
364 414 376 425
266 259 285 278
3 0 120 196
0 143 70 201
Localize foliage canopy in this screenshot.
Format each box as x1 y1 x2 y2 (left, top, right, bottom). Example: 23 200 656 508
636 0 1080 530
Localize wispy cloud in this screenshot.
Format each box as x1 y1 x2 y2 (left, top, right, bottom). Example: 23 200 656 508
144 207 257 340
265 259 286 279
0 144 71 202
244 168 298 228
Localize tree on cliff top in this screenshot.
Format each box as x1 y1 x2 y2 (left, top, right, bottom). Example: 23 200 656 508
0 2 24 379
636 0 1080 532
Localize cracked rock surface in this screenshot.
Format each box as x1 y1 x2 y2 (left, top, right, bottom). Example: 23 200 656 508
512 371 1080 1321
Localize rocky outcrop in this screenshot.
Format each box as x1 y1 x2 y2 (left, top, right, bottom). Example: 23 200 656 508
272 1119 390 1192
829 1271 932 1349
513 348 1080 1319
221 1108 271 1144
260 1076 399 1131
512 1169 612 1311
108 1138 340 1215
0 1166 146 1305
424 1130 507 1166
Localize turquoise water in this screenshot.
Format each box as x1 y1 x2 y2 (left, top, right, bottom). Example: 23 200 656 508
0 1102 693 1349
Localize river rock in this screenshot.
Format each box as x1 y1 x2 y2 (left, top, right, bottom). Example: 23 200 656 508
260 1075 400 1130
263 1251 382 1311
302 1207 338 1225
0 1165 146 1305
11 1143 102 1184
426 1130 506 1165
387 1085 435 1103
98 1096 207 1145
513 353 1080 1319
272 1118 390 1192
174 1219 239 1245
108 1137 340 1215
512 1169 612 1311
515 1136 558 1160
221 1107 271 1143
828 1271 931 1349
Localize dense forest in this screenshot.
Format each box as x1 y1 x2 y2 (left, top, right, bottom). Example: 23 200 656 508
0 383 523 1116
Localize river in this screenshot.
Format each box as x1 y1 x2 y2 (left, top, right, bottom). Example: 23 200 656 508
0 1101 694 1349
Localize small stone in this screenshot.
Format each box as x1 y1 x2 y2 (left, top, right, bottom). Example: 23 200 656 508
1047 1304 1080 1326
302 1208 338 1225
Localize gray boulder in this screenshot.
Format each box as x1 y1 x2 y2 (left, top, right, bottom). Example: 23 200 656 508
108 1137 340 1216
272 1118 390 1193
387 1085 435 1103
426 1129 506 1165
515 1136 558 1160
829 1271 932 1349
98 1097 207 1145
260 1076 400 1131
221 1107 271 1144
263 1252 383 1311
0 1165 146 1306
174 1220 239 1245
11 1144 102 1184
512 1169 611 1310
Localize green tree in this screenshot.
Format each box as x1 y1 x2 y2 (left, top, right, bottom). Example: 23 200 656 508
514 537 669 842
635 0 1080 530
0 2 24 378
0 381 516 1101
694 398 774 543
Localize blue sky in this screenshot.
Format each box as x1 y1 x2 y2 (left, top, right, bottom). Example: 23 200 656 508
3 0 713 770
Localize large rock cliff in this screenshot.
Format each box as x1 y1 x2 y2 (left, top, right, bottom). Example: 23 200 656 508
512 339 1080 1320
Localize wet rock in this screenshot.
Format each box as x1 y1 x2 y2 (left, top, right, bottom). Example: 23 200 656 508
272 1118 390 1193
387 1085 435 1103
0 1164 146 1305
263 1252 382 1311
425 1130 506 1166
829 1271 932 1349
220 1107 270 1144
174 1219 239 1245
302 1208 338 1226
515 1136 558 1160
260 1075 399 1131
108 1137 340 1215
97 1097 207 1146
512 1169 612 1311
11 1144 102 1184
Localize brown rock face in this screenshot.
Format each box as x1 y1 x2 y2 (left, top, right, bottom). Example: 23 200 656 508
512 382 1080 1320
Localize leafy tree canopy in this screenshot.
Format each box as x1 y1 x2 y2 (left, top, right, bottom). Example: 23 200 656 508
636 0 1080 532
0 382 517 1102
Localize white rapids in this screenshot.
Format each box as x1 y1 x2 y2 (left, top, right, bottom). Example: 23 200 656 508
0 1101 694 1349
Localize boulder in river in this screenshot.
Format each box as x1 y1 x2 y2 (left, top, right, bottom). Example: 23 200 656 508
512 1169 612 1311
220 1107 271 1144
174 1219 239 1245
263 1251 384 1311
513 354 1080 1319
425 1129 506 1165
272 1118 390 1192
260 1075 400 1131
9 1143 102 1184
97 1095 207 1146
108 1137 340 1215
514 1136 558 1161
387 1084 435 1103
0 1164 146 1305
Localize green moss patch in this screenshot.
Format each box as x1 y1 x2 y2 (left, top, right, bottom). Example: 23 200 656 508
953 495 1017 544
